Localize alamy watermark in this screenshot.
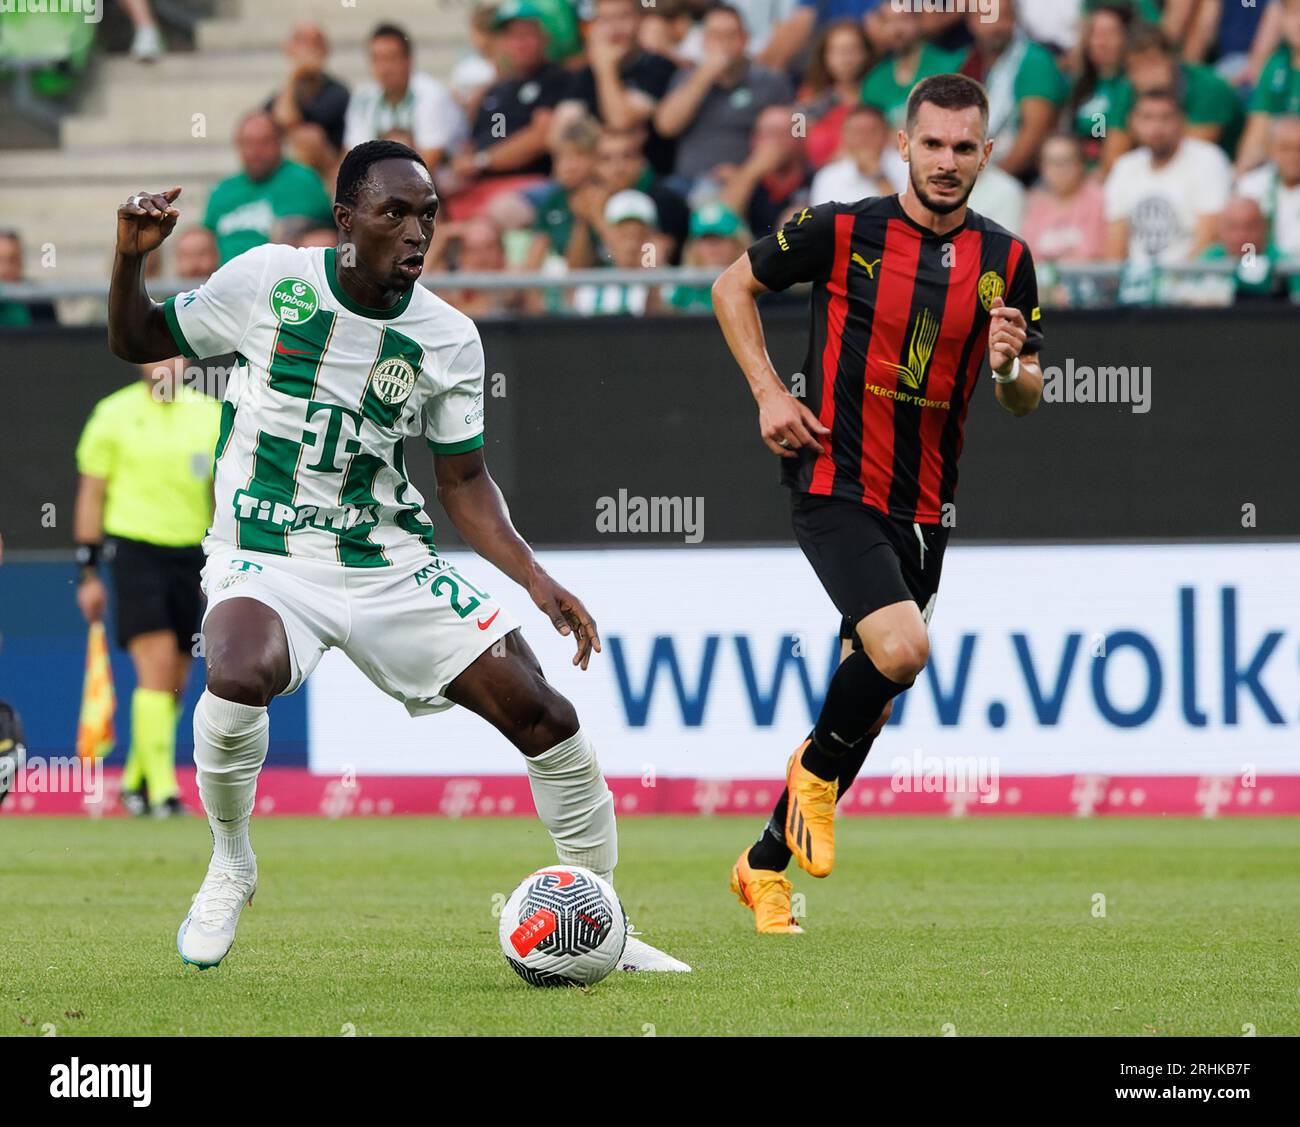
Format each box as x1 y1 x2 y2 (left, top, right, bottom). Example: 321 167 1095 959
0 754 104 803
890 0 999 22
889 749 1000 803
1041 359 1152 415
0 0 103 23
596 489 704 544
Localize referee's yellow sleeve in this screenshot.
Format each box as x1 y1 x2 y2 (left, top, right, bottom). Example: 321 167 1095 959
75 405 114 479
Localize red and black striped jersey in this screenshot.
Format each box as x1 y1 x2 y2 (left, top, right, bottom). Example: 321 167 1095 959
747 194 1044 524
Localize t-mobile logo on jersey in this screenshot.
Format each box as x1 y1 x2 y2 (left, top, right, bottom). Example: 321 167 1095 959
595 489 704 544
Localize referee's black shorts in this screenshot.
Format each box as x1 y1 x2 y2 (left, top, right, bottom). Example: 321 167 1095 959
110 536 206 652
791 492 949 644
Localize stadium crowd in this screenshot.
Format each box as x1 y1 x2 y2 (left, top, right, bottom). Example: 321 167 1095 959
4 0 1300 320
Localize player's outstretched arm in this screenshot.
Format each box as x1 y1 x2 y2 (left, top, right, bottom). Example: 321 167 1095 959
107 187 184 362
434 449 601 670
712 253 830 459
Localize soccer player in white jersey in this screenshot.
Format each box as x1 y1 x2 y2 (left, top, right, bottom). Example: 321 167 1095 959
106 139 688 974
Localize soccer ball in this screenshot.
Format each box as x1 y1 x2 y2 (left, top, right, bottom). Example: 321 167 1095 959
499 866 627 987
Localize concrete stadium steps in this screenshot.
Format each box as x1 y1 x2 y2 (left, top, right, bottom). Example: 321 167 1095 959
6 0 471 286
196 0 473 53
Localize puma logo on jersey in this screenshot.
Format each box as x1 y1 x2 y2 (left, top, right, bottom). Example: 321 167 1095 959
852 253 882 278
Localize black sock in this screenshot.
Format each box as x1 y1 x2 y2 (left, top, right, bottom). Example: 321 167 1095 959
803 650 911 781
746 730 880 872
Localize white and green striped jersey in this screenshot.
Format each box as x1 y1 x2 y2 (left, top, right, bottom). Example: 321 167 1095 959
164 244 484 570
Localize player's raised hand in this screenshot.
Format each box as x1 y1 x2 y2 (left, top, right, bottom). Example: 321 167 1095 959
530 574 602 670
116 187 182 257
988 296 1027 376
758 387 830 459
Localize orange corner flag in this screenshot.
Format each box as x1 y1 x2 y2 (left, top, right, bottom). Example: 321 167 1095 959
76 621 116 762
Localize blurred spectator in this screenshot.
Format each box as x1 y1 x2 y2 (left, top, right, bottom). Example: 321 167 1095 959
654 4 794 193
716 103 810 236
969 163 1027 232
594 126 690 255
760 0 884 74
1197 196 1293 301
567 127 690 265
799 19 876 170
639 0 707 68
450 4 501 120
1237 0 1300 172
562 0 679 175
522 0 583 63
572 190 663 314
662 200 751 311
121 0 165 62
0 231 57 326
1018 0 1085 54
344 24 466 174
1243 0 1287 91
809 104 899 206
298 228 339 249
171 227 219 282
1104 89 1232 266
860 5 967 131
1206 0 1268 83
424 216 522 318
1021 135 1106 263
1082 0 1160 24
1237 114 1300 262
956 0 1069 179
265 23 350 184
449 2 573 200
1066 2 1136 172
730 0 800 58
525 118 602 270
1161 0 1220 63
204 112 334 263
1121 23 1245 156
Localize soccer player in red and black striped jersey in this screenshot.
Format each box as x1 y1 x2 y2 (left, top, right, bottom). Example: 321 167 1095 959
713 74 1044 934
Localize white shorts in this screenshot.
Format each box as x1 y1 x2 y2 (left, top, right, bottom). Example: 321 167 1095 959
200 547 518 716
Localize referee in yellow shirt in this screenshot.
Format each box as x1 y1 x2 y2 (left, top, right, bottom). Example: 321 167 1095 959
74 357 221 816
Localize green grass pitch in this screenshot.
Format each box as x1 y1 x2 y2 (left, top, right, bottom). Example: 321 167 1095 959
3 815 1298 1036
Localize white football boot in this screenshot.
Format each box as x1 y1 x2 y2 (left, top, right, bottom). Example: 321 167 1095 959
177 867 257 969
619 922 692 973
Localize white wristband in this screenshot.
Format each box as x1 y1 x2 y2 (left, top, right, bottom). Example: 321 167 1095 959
992 356 1020 384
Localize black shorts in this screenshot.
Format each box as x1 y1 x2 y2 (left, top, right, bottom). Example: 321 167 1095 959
110 536 206 652
791 492 949 642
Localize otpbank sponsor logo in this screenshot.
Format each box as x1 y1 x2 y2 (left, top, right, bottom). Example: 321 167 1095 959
602 586 1295 734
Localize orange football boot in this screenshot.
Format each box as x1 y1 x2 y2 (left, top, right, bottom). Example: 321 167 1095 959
730 850 804 934
784 739 839 877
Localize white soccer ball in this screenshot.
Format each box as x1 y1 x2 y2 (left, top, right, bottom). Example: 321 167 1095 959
499 865 627 987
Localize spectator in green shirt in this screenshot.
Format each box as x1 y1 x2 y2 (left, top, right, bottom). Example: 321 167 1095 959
1115 23 1246 158
1237 0 1300 172
1197 195 1297 302
524 117 601 269
954 0 1070 179
860 4 966 132
203 111 335 263
1066 2 1138 173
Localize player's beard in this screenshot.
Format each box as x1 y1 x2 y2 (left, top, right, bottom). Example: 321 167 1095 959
910 166 976 216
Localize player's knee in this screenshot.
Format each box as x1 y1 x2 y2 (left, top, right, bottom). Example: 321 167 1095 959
872 631 928 684
204 639 284 707
512 687 578 755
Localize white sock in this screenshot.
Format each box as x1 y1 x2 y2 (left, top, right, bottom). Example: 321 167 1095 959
193 690 267 878
524 728 617 883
